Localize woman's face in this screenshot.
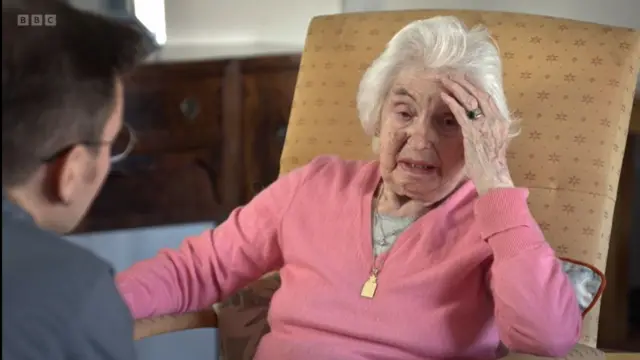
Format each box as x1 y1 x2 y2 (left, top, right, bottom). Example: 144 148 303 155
378 68 466 205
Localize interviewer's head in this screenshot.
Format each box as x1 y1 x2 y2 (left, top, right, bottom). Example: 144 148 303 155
357 16 518 204
2 0 155 233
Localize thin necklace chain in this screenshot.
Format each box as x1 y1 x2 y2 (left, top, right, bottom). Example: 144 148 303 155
371 183 413 272
373 183 416 248
373 212 408 247
372 184 386 273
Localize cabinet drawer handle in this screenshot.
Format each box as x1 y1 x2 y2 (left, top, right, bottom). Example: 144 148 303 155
251 181 266 195
180 97 201 121
276 126 287 140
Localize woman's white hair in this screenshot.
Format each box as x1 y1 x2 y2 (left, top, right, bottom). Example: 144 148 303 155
357 16 520 142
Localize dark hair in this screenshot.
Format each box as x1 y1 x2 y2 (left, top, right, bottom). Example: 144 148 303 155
2 0 156 187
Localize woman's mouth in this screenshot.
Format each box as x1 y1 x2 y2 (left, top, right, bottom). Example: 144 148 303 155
398 160 438 174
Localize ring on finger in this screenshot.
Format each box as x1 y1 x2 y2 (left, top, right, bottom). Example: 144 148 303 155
466 108 484 120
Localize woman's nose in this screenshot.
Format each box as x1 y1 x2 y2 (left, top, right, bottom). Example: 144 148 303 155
407 121 436 149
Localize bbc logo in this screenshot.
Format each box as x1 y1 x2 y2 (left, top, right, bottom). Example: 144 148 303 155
17 14 56 27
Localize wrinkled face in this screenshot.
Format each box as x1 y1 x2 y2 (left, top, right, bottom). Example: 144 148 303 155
377 68 466 205
52 80 124 233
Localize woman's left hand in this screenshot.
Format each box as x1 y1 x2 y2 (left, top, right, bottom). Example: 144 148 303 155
439 74 515 196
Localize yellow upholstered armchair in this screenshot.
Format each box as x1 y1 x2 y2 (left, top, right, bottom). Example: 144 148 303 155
133 10 640 360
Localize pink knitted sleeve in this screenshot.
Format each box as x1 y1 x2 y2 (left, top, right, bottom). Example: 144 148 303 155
475 188 582 357
115 160 319 319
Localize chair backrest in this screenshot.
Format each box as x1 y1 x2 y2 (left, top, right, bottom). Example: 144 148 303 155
279 10 640 346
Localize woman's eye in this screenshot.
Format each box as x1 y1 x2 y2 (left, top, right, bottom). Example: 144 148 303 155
398 111 412 120
443 116 458 127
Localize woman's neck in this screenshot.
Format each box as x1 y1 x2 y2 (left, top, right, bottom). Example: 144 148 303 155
375 183 431 219
375 178 465 218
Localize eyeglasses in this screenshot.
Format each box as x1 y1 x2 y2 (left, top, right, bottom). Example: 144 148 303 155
42 122 137 164
109 122 137 164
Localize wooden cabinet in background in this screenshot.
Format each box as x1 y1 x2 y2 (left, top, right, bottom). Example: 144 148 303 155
74 54 301 233
241 57 300 198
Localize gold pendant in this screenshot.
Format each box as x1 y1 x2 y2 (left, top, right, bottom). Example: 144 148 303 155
360 274 378 298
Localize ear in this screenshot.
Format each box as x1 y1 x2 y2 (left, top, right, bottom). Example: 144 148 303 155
54 145 87 204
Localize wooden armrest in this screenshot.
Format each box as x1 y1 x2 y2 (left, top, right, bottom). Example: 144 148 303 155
133 274 281 341
133 309 218 340
502 344 606 360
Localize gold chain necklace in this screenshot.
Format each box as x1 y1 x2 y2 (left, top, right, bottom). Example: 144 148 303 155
361 183 392 299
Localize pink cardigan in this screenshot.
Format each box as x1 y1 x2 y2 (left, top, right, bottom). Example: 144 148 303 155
117 156 581 360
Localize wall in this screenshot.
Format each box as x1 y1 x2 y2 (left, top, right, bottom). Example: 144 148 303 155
345 0 639 28
67 0 343 48
164 0 342 45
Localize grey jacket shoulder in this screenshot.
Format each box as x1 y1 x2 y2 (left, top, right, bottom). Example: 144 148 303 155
2 214 113 286
2 211 136 360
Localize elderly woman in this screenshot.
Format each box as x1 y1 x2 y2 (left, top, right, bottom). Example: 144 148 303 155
117 16 581 360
